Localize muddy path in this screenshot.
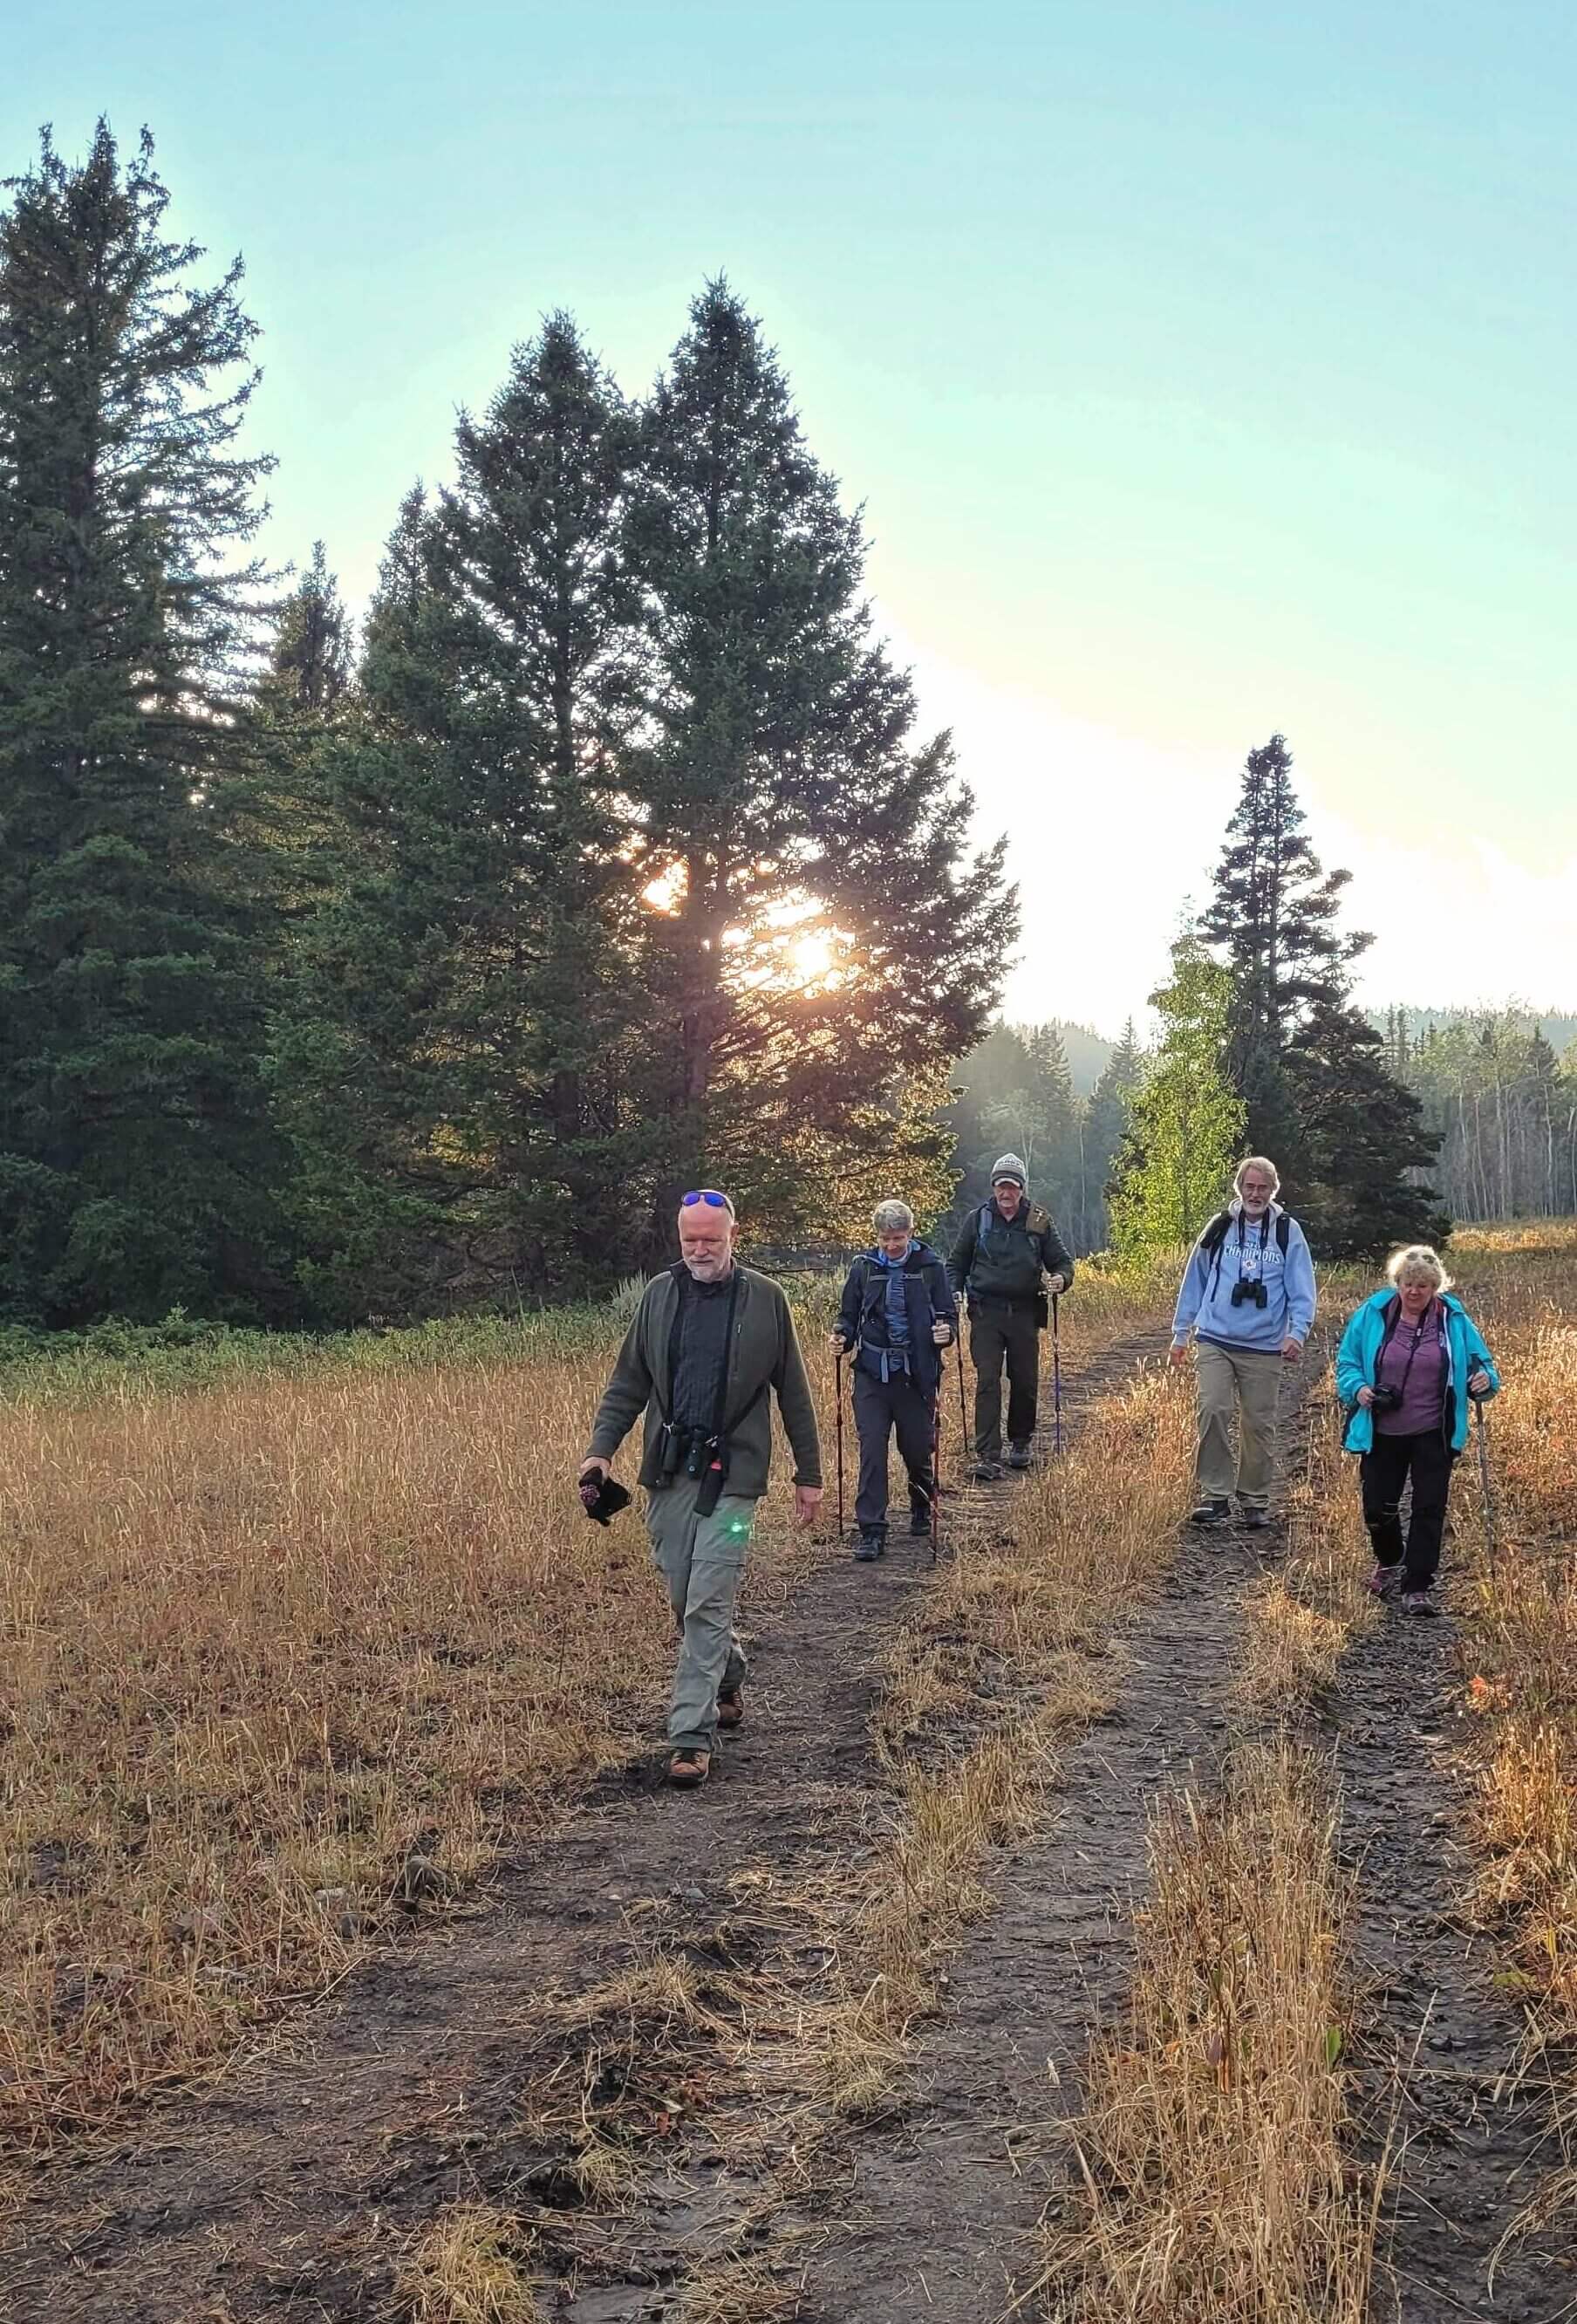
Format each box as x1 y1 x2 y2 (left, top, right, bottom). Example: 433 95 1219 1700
0 1328 1157 2321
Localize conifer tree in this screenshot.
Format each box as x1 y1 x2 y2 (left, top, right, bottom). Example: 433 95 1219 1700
1287 1001 1450 1255
625 282 1010 1253
272 321 660 1310
1199 734 1366 1159
0 125 280 1321
1086 1016 1143 1243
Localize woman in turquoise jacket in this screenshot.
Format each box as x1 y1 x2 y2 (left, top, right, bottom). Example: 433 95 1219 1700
1335 1244 1499 1616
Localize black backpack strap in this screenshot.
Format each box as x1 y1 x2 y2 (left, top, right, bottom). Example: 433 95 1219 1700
1198 1211 1231 1255
1276 1211 1291 1255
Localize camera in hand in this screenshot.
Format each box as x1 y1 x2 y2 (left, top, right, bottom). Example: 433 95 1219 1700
1369 1383 1403 1413
1230 1278 1268 1309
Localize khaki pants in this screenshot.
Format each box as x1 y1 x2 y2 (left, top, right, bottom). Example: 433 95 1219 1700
1195 1341 1285 1507
644 1475 754 1752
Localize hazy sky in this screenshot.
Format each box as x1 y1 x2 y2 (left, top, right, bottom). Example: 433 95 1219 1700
7 0 1574 1038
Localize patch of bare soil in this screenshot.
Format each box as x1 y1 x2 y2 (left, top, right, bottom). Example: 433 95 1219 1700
0 1333 1154 2323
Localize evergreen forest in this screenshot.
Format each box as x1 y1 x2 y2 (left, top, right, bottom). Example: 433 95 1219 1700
3 126 1572 1326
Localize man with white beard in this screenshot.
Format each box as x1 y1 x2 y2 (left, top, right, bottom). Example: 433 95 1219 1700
578 1191 823 1789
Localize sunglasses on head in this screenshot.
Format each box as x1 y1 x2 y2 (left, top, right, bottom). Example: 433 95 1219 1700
682 1189 731 1209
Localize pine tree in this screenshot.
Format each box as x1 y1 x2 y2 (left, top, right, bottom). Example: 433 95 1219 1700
1287 1001 1450 1256
0 125 281 1322
1085 1016 1143 1245
1109 938 1245 1260
266 542 352 713
1200 733 1446 1249
625 282 1010 1254
271 321 662 1312
1198 734 1367 1159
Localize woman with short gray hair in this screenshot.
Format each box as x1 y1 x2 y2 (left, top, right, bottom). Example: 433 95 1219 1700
1335 1245 1500 1615
830 1202 957 1561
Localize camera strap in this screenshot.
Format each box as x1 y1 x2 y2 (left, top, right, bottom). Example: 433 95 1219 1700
1376 1295 1440 1403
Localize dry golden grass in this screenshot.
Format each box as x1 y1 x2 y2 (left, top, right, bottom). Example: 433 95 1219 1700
0 1336 828 2159
395 2203 546 2323
1036 1743 1378 2324
1240 1227 1577 2240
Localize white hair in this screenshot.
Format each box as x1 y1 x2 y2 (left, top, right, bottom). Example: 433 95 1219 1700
1387 1244 1451 1293
1234 1156 1280 1196
873 1199 915 1234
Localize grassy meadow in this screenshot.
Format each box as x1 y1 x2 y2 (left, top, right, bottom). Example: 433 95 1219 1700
2 1222 1572 2307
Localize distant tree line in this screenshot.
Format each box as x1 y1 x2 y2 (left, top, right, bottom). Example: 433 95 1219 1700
0 125 1010 1325
1382 1010 1577 1222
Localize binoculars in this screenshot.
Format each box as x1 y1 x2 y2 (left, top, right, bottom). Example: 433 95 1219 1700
656 1421 729 1511
1230 1278 1268 1309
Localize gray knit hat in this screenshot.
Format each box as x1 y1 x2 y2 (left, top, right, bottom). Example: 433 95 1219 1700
990 1152 1028 1189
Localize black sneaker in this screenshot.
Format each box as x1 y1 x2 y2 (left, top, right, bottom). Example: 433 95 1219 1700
1401 1588 1438 1618
1005 1440 1034 1470
971 1459 1003 1482
854 1531 885 1562
1238 1506 1271 1531
1190 1497 1232 1527
909 1507 932 1537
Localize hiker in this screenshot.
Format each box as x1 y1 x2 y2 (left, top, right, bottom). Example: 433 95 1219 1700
829 1200 957 1562
948 1154 1074 1480
1335 1244 1498 1616
1169 1157 1316 1529
577 1190 823 1790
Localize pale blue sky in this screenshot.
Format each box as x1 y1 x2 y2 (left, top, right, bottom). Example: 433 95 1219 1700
7 1 1574 1035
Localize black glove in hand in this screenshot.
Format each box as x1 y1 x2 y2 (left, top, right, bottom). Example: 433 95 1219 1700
579 1473 632 1526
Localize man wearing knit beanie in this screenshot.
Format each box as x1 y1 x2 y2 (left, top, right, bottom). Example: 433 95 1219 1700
947 1155 1075 1478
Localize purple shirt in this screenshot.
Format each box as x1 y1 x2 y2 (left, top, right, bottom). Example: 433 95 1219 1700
1374 1302 1447 1435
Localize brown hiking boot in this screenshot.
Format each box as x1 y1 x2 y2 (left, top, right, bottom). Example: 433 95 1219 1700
717 1688 744 1728
668 1748 711 1789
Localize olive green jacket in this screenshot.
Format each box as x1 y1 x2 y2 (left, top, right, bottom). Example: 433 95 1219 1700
585 1264 823 1497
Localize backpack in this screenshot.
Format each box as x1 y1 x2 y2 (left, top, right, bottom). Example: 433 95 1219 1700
1198 1208 1292 1261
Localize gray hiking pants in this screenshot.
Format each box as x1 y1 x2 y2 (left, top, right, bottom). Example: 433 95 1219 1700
644 1474 754 1753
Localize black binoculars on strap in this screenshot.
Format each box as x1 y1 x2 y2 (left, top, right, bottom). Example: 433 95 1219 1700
1230 1278 1269 1310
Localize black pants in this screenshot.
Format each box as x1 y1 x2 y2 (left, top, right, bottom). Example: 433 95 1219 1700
1360 1429 1453 1587
853 1367 936 1533
969 1302 1040 1462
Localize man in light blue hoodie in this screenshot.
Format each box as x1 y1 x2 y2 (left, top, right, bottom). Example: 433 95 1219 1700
1168 1156 1317 1529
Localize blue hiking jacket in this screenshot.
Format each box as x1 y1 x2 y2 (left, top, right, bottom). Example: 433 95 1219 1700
1335 1289 1499 1454
1171 1203 1317 1354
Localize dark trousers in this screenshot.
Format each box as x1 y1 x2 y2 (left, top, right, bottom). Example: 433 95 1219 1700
969 1301 1040 1462
853 1367 936 1533
1360 1429 1453 1586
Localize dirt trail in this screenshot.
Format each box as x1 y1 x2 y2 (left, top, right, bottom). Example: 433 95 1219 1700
7 1327 1568 2324
1332 1585 1574 2323
0 1329 1153 2321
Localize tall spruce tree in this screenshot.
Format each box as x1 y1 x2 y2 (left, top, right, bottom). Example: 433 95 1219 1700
1198 733 1366 1159
0 125 281 1322
1085 1016 1143 1245
624 282 1010 1255
272 320 662 1312
1200 733 1447 1254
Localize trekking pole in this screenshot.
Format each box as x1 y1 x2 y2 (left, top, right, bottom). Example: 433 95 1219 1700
1051 1293 1063 1458
1475 1400 1499 1584
955 1327 969 1476
835 1348 845 1541
930 1378 942 1566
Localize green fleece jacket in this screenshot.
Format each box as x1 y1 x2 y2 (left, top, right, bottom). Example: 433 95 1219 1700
585 1263 823 1496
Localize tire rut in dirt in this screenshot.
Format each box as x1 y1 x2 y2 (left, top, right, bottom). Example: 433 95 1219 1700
1333 1588 1574 2324
794 1366 1321 2324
